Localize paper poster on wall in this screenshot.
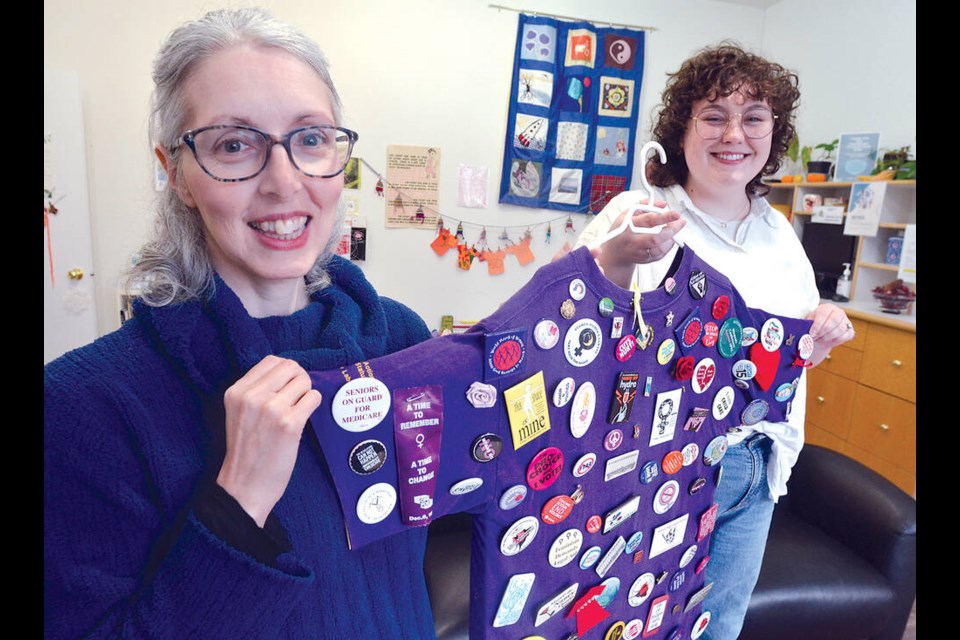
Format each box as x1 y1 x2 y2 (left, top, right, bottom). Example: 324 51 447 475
336 215 367 261
458 164 489 208
385 145 440 228
834 133 880 182
843 182 885 237
898 223 916 283
499 14 646 214
350 219 367 262
344 158 361 190
335 220 351 257
343 192 359 214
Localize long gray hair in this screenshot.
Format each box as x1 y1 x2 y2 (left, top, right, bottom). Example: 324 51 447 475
126 7 346 306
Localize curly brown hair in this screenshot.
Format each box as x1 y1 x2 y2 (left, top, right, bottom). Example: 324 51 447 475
647 42 800 197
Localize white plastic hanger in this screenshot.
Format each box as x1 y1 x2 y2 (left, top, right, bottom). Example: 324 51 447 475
586 141 672 342
588 141 670 249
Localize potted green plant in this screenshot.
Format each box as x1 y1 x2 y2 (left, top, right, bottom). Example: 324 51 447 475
873 145 915 180
806 138 838 177
783 135 804 178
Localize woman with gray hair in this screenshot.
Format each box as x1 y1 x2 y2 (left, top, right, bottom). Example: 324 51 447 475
44 8 436 638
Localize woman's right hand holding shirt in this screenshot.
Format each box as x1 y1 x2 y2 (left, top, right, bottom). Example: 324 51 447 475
216 355 323 527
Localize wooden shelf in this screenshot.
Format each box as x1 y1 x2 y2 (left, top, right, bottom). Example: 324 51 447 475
776 181 915 310
766 180 856 188
792 210 847 218
790 216 904 230
765 179 916 188
859 261 899 271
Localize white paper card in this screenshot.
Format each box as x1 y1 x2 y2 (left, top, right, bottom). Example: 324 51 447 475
649 513 689 559
811 205 844 225
898 223 916 283
843 182 886 237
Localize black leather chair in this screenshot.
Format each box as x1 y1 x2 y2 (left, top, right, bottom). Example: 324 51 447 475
424 512 472 640
424 444 916 640
738 445 916 640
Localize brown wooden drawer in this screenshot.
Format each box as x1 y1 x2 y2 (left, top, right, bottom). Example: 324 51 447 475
848 385 916 474
859 324 916 402
805 369 856 440
804 423 847 454
844 443 916 497
845 317 867 352
816 344 862 381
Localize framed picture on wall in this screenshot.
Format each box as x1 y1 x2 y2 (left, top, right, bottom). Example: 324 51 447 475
834 132 881 182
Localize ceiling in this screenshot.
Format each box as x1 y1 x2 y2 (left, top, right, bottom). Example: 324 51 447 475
713 0 785 8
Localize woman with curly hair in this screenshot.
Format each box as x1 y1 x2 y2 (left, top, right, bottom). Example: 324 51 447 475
577 42 855 639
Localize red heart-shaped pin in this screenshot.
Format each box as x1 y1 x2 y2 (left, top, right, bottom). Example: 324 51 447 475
695 362 715 391
749 342 780 391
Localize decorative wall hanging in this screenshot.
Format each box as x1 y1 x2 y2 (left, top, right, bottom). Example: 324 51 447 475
499 13 646 214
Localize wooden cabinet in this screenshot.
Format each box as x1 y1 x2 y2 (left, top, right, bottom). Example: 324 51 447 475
767 179 917 495
804 314 916 495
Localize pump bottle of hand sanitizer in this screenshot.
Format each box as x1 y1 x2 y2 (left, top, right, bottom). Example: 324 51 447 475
834 263 852 301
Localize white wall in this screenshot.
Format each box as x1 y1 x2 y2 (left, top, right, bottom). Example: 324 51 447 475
43 0 915 335
762 0 916 159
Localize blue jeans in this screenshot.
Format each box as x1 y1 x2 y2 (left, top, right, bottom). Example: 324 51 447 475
700 434 775 640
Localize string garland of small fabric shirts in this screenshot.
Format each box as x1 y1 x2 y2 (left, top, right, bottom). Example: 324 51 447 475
359 157 622 276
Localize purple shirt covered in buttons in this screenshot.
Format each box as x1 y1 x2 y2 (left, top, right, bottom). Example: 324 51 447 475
309 245 813 640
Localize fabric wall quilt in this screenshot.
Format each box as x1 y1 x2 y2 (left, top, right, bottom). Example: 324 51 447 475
308 246 814 640
498 14 646 214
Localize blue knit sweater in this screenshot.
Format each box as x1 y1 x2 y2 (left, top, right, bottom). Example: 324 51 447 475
44 257 436 639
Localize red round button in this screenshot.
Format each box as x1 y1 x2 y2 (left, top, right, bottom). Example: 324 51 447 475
683 319 703 348
541 494 575 525
662 450 684 474
586 515 603 534
701 322 719 348
712 295 730 320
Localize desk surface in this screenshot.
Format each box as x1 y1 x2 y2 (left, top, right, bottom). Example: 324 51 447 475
824 298 916 332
